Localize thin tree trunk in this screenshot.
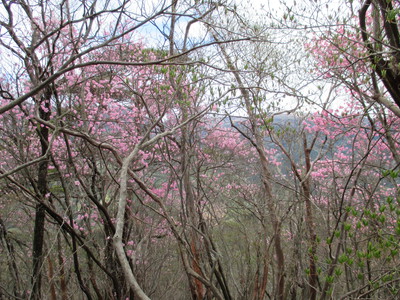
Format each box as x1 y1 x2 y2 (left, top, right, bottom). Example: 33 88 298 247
57 234 68 300
217 43 285 300
180 99 205 300
302 137 318 300
0 217 22 298
47 255 57 300
32 92 51 300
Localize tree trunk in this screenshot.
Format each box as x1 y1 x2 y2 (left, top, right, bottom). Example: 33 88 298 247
31 93 51 300
217 44 285 299
302 138 318 300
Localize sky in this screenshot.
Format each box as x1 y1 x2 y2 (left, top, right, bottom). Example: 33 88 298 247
131 0 346 114
0 0 347 114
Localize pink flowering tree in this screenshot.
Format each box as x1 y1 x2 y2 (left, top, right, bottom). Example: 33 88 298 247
0 41 185 299
302 2 400 295
297 101 400 299
0 1 248 299
306 0 400 117
3 1 399 299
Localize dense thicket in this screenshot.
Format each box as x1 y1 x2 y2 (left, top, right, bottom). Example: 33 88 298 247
0 0 399 299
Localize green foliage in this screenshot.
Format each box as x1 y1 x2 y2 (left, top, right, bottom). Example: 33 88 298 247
338 254 348 264
325 275 334 284
382 169 399 178
386 8 400 22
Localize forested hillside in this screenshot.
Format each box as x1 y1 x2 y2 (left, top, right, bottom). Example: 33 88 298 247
1 0 400 299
